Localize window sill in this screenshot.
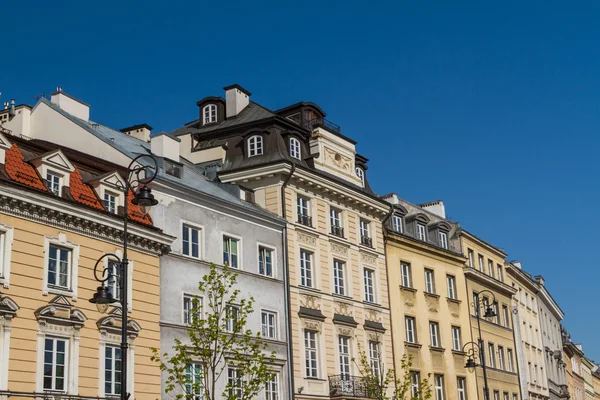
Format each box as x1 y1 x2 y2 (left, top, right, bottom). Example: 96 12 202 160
332 293 353 301
45 286 75 299
299 286 322 295
429 346 445 353
447 297 461 304
452 350 466 356
405 342 422 349
363 301 382 309
424 292 440 299
304 377 327 382
400 286 417 293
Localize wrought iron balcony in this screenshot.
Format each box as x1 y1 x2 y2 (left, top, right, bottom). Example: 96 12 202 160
361 236 373 247
331 225 345 238
304 117 342 133
329 375 373 399
298 214 313 227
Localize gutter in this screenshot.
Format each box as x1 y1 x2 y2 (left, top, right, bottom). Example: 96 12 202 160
281 163 296 400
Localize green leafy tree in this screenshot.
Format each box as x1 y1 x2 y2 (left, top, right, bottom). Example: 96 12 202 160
354 341 432 400
152 263 276 400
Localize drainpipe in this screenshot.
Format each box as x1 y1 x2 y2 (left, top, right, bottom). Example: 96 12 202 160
281 163 296 400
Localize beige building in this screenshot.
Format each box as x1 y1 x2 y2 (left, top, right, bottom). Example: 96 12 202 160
460 230 520 400
383 194 478 400
505 262 549 400
172 88 393 400
0 131 173 399
582 358 595 400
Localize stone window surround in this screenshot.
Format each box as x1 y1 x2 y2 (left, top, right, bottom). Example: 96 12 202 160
257 242 277 279
0 294 19 392
0 223 14 288
42 233 80 300
180 219 205 261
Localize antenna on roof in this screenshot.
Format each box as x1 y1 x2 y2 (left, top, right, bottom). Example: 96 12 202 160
33 93 46 100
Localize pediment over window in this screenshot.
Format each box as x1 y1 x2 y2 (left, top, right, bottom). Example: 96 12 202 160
28 149 75 173
34 294 87 328
97 307 142 338
0 294 19 321
86 171 126 190
393 205 408 216
431 221 452 232
407 213 430 224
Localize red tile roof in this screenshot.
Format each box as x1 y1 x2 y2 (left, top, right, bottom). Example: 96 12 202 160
4 144 48 191
70 167 104 210
126 189 153 225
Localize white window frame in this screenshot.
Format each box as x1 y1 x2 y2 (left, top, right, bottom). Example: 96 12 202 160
355 167 365 186
248 135 263 157
228 367 243 398
488 343 496 368
46 170 63 196
304 330 318 378
438 232 448 249
338 336 351 376
103 190 119 214
429 321 440 347
478 254 484 272
226 304 240 333
363 268 375 303
434 374 445 400
0 223 14 288
300 249 313 288
43 336 69 392
451 326 462 351
369 340 380 376
103 344 122 396
392 215 403 233
329 207 343 235
105 258 122 302
424 269 435 294
360 219 371 240
457 377 467 400
203 104 217 124
333 259 346 296
468 249 474 268
410 371 420 398
488 260 495 278
181 221 204 260
447 275 457 299
103 249 133 312
265 372 279 400
497 264 504 281
258 244 276 278
401 262 412 288
417 223 427 241
297 196 311 218
261 310 277 339
222 234 241 269
507 349 514 372
37 325 81 395
183 293 202 325
42 234 80 300
289 138 301 160
405 316 417 343
186 362 204 398
498 346 506 370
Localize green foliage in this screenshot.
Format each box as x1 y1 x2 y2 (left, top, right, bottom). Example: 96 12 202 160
354 342 432 400
151 263 276 400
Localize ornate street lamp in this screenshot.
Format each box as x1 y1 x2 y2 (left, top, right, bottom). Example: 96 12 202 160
89 154 158 400
469 289 498 400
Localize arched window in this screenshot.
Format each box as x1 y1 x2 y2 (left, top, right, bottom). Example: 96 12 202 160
355 167 364 186
290 138 301 159
203 104 217 124
248 135 263 157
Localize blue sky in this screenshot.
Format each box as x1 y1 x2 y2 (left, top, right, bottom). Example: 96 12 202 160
2 1 598 358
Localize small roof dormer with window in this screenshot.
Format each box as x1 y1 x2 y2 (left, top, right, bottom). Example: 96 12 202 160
196 97 226 127
27 148 75 197
86 171 127 215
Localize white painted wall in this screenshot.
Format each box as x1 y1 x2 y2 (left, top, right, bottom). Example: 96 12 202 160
50 92 90 121
225 87 249 117
150 134 179 161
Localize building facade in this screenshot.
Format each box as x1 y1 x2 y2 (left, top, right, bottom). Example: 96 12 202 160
0 132 173 399
383 194 478 400
173 85 394 400
460 231 520 400
1 89 293 400
563 330 585 400
582 358 595 400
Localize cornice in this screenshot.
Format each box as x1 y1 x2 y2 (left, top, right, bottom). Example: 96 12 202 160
505 264 539 294
460 229 507 258
385 229 466 265
0 184 174 256
463 267 517 296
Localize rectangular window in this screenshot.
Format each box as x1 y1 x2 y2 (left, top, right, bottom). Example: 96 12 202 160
165 160 182 178
457 377 467 400
182 224 200 259
304 330 318 378
0 232 4 277
333 259 345 296
488 343 496 368
424 269 435 294
105 345 122 395
410 371 420 398
493 302 500 324
417 224 427 241
447 275 457 299
494 391 500 400
513 394 518 400
338 336 351 376
261 311 277 339
473 292 480 316
497 264 503 281
43 337 68 391
47 245 71 290
360 219 372 246
265 373 279 400
503 305 510 328
478 254 484 272
186 363 203 398
434 375 445 400
183 294 201 324
488 260 495 278
392 215 403 233
330 208 343 237
401 262 412 288
107 259 121 301
228 368 243 398
468 249 474 268
451 326 462 351
405 316 417 343
222 236 239 268
300 250 313 288
297 197 311 226
438 232 448 249
104 192 118 214
498 346 506 370
369 341 380 376
429 321 440 348
46 172 61 196
507 349 514 372
504 393 509 400
363 268 375 303
226 305 239 332
259 246 274 277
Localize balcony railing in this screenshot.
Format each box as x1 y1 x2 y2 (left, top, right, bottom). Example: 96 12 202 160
331 225 344 238
329 375 373 399
298 214 313 227
361 236 373 247
304 117 342 133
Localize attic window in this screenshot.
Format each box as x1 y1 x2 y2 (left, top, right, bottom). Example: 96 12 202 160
165 160 182 178
203 104 217 124
290 138 301 160
248 135 263 157
355 167 364 186
46 171 62 196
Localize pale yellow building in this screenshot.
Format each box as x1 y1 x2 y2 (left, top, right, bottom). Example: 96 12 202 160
0 132 173 399
383 194 478 400
460 230 520 400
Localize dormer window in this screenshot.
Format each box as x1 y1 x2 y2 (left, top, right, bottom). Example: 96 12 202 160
103 191 119 214
46 171 62 196
355 167 364 186
248 135 263 157
203 104 217 124
417 224 427 241
439 232 448 249
392 215 403 233
165 159 182 178
290 138 301 159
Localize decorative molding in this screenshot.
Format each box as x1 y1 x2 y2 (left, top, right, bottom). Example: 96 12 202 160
300 294 320 310
451 312 460 318
331 242 348 256
97 307 142 340
338 327 353 336
361 252 377 265
334 301 352 317
304 320 320 331
368 332 381 342
404 299 415 308
297 231 317 246
428 307 438 313
324 147 352 172
366 308 381 323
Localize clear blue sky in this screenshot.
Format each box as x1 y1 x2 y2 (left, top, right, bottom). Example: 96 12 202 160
3 1 598 358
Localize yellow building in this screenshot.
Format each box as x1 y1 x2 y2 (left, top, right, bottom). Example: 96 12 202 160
592 370 600 400
173 91 393 400
0 133 173 399
460 230 520 400
382 195 478 400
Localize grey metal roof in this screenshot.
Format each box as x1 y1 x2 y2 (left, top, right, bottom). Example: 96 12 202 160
39 98 285 223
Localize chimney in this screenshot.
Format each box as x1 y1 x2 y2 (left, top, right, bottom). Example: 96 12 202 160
150 132 180 161
420 200 446 219
512 261 522 269
224 84 251 118
50 88 90 121
535 275 545 286
121 124 153 143
381 193 400 205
